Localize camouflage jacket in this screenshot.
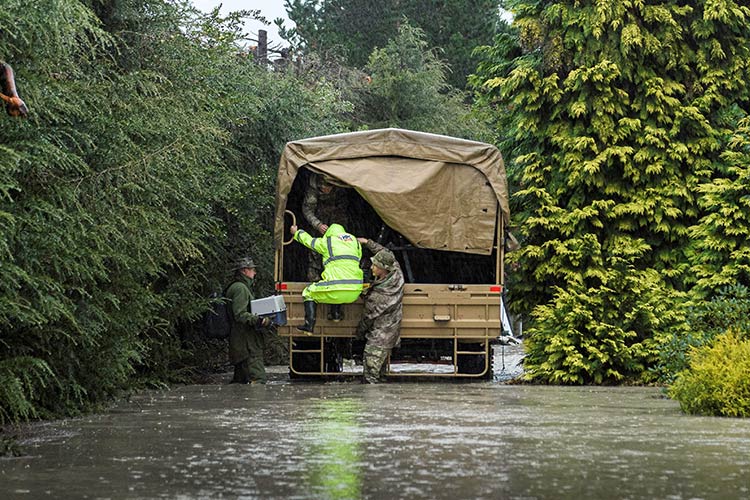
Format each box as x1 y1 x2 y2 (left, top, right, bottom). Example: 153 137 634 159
301 175 349 233
356 240 404 348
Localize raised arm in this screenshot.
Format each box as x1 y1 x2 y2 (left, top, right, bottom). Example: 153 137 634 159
357 237 387 255
301 177 324 232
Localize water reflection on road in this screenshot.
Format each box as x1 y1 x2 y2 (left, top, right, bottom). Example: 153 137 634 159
2 379 750 499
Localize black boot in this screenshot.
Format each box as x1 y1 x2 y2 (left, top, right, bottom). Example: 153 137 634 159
297 301 317 334
330 304 343 322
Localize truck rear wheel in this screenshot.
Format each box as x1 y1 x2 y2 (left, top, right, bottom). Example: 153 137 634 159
324 338 344 373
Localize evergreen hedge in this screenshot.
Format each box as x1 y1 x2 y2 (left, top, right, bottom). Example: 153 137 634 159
472 0 750 384
0 0 347 425
668 331 750 417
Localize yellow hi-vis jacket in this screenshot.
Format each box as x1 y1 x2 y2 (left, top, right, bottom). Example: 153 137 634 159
294 224 363 292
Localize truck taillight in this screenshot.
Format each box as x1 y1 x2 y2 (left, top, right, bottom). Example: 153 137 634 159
276 283 288 291
490 285 502 293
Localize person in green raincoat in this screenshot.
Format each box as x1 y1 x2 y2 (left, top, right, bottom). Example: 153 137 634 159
289 223 363 333
226 257 272 383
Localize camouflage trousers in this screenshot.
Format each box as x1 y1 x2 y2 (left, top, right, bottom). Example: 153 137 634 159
363 344 390 384
307 252 323 282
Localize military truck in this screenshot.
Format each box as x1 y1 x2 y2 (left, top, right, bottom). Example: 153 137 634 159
272 128 510 379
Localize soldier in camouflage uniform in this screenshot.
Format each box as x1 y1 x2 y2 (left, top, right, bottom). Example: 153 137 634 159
355 238 405 384
302 174 350 282
226 257 272 384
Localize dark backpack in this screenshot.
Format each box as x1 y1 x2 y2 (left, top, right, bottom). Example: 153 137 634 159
203 288 233 339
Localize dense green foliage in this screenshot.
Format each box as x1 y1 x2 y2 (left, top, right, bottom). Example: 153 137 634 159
652 285 750 384
0 0 346 425
281 0 504 88
523 269 687 384
472 1 750 384
284 19 490 137
668 331 750 417
690 116 750 294
1 0 491 427
354 23 489 138
4 0 748 426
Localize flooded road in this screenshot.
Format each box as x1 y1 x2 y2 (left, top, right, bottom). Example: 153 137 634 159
2 349 750 499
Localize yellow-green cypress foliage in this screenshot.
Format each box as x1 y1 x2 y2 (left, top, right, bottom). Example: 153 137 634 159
668 331 750 417
473 1 750 383
690 116 750 294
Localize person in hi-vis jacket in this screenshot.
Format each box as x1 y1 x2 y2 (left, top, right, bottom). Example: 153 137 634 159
289 223 363 334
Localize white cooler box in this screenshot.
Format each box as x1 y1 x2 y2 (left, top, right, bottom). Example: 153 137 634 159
250 295 287 326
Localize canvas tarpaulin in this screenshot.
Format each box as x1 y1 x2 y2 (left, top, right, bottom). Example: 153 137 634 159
274 128 509 255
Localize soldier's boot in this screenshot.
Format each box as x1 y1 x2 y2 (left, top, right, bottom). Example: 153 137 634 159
297 301 317 335
329 304 343 322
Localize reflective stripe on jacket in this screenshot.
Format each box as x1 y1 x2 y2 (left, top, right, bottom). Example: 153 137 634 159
294 223 363 291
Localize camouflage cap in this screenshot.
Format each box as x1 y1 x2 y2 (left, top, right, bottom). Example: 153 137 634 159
371 249 396 272
231 257 257 271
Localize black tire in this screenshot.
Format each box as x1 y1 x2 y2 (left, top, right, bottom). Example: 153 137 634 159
324 338 344 373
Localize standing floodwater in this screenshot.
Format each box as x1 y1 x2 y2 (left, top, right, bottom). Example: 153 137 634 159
2 375 749 499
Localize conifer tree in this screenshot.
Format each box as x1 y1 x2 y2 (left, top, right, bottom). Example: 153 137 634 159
282 0 502 88
0 0 347 424
355 22 489 138
691 116 750 294
472 1 750 383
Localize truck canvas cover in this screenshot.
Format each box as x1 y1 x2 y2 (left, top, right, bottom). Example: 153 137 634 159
273 128 509 255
